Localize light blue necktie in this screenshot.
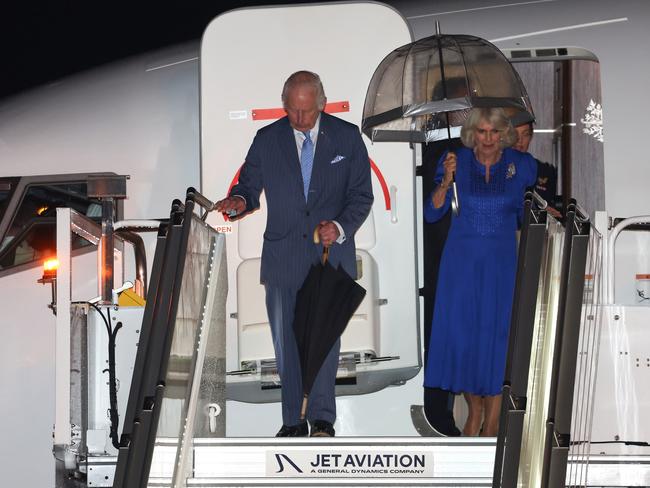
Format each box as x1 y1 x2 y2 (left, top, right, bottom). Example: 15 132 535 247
300 130 314 201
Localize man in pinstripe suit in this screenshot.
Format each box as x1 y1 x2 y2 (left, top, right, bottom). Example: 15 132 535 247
214 71 373 437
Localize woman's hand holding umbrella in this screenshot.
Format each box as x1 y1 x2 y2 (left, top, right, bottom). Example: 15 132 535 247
442 151 457 186
431 151 457 210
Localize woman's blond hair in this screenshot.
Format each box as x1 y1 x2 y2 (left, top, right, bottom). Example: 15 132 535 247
460 108 517 148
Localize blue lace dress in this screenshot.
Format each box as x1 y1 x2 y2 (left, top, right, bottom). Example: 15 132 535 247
423 147 537 395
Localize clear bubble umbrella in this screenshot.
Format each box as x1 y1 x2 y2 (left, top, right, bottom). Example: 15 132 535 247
362 26 535 215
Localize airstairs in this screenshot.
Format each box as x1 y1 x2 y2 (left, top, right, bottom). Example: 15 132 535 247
49 185 648 487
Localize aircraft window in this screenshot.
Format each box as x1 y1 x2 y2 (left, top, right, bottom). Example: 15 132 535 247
0 182 101 270
0 178 18 225
0 220 54 268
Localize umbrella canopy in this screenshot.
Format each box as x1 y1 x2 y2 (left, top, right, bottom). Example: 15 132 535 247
362 33 534 143
293 245 366 419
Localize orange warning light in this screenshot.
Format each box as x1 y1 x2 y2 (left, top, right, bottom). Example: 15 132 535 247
43 258 59 274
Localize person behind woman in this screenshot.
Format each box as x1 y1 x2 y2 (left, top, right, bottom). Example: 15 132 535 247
424 107 537 436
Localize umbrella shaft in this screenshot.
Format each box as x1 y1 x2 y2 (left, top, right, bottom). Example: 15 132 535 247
300 395 308 420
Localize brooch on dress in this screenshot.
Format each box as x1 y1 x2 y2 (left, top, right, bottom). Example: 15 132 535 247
506 162 516 179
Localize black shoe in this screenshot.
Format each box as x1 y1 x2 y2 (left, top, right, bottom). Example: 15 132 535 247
424 408 461 437
434 419 462 437
309 420 335 437
276 422 309 437
423 387 461 437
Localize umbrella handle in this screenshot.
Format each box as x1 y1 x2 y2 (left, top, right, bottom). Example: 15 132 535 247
312 228 330 264
300 395 308 421
451 177 460 216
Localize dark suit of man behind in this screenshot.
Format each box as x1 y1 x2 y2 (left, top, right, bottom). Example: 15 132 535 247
215 71 373 437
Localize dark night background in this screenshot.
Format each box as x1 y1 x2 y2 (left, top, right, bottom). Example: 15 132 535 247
0 1 328 101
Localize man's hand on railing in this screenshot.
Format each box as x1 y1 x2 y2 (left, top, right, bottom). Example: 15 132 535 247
213 196 246 218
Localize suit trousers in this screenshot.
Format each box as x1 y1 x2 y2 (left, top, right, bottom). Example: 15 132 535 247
265 284 340 426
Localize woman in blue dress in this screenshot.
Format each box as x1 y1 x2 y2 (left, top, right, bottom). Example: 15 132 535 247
424 108 537 436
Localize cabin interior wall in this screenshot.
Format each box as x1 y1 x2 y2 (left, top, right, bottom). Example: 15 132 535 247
511 61 558 166
512 59 605 218
569 60 605 218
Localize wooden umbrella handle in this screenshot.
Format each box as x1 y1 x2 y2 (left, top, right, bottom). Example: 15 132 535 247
300 395 308 420
313 227 329 264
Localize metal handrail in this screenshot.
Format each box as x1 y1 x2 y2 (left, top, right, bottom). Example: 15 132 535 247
113 220 162 231
530 190 548 210
186 187 215 221
607 215 650 303
114 230 148 298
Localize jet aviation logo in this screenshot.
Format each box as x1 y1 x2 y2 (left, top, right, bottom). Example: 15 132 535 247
267 450 433 477
275 453 303 473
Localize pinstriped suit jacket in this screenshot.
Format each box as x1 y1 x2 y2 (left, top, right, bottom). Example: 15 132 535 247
230 112 373 287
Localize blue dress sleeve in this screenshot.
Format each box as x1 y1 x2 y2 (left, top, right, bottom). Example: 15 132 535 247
424 150 452 223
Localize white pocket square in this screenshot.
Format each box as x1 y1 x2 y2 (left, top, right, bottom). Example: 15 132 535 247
330 155 346 164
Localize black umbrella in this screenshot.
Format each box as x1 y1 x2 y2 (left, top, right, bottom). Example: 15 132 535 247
293 232 366 420
362 24 535 215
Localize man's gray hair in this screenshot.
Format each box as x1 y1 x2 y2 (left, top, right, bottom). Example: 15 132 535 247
460 107 518 149
281 71 327 110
